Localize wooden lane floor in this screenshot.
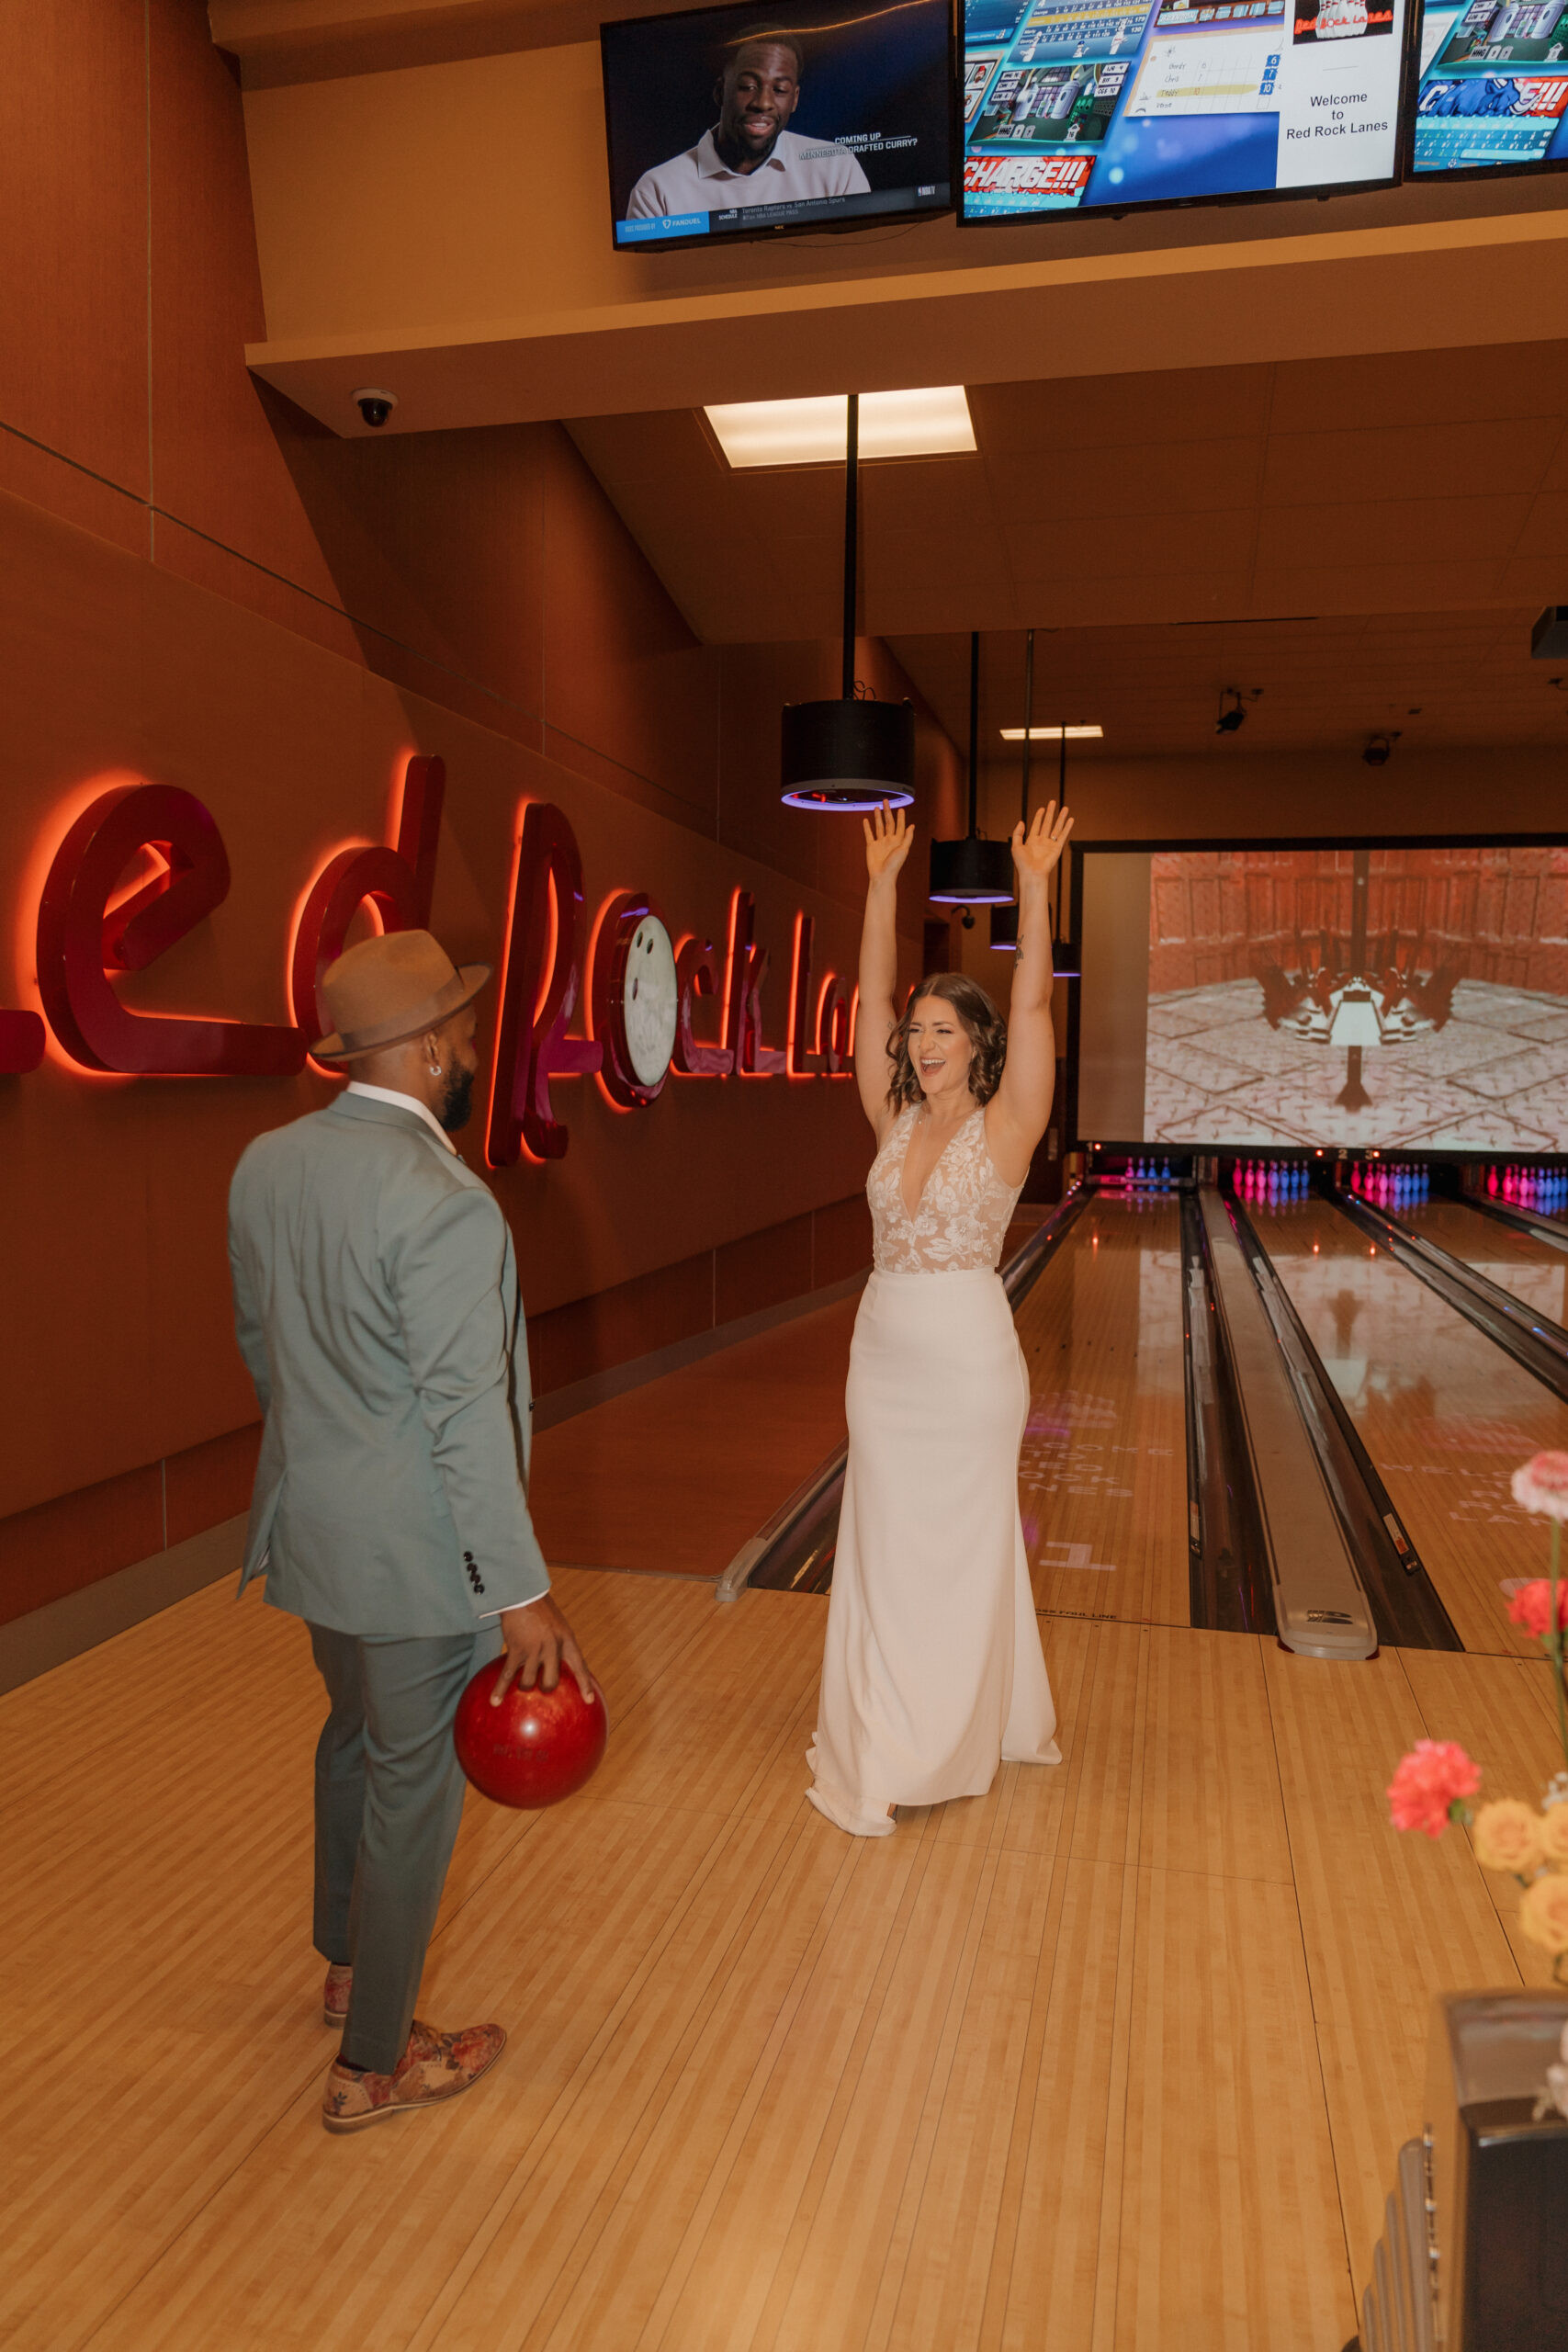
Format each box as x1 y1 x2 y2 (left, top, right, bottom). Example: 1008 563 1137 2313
1399 1194 1568 1324
1250 1194 1566 1657
1012 1194 1190 1632
6 1563 1562 2352
528 1295 861 1579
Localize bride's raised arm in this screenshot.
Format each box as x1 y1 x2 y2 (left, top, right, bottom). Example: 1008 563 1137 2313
854 803 916 1138
988 801 1074 1181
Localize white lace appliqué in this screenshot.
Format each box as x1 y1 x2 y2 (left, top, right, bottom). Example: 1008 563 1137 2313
867 1105 1023 1274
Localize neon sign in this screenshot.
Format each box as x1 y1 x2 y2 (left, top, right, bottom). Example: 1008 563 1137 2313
9 757 857 1164
36 783 304 1077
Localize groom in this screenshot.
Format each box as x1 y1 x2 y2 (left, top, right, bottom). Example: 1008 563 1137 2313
228 928 592 2132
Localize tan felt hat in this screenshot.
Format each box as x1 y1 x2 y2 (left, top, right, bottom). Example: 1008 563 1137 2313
312 929 491 1062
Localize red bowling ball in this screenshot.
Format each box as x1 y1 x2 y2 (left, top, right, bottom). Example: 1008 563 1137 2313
454 1658 607 1809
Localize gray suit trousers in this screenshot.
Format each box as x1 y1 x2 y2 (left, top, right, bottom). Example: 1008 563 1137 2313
309 1623 486 2074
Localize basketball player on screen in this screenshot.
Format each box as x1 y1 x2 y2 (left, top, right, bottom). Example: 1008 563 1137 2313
626 31 871 217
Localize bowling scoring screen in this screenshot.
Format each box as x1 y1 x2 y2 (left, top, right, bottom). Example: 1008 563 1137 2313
1409 0 1568 177
960 0 1408 219
1075 842 1568 1154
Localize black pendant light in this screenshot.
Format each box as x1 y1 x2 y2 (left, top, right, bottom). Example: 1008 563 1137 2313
929 630 1013 906
780 391 914 810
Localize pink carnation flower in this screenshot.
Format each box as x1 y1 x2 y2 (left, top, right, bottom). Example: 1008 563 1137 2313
1388 1741 1481 1838
1508 1579 1568 1639
1511 1452 1568 1522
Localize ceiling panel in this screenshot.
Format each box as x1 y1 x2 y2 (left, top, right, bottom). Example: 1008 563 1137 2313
567 335 1568 756
968 367 1277 452
1255 494 1532 567
1263 343 1568 433
885 609 1565 763
1514 492 1568 557
987 438 1267 520
1260 420 1561 506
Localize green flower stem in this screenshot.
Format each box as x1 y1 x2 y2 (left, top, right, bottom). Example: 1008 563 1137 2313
1551 1522 1568 1779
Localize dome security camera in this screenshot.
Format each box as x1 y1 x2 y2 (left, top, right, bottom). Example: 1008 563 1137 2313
353 388 398 429
1362 733 1393 768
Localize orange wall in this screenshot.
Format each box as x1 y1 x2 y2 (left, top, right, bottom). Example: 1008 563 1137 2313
0 3 952 1621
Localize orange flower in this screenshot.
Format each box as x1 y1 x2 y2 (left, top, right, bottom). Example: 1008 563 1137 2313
1539 1806 1568 1868
1507 1579 1568 1639
1519 1872 1568 1957
1472 1799 1544 1875
1387 1741 1480 1838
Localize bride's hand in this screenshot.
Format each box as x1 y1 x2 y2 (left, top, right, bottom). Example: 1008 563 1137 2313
863 802 916 887
1012 800 1073 882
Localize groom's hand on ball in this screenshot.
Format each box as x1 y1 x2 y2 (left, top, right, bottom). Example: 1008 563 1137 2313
494 1594 595 1705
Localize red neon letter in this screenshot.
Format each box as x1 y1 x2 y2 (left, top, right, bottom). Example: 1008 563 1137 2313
486 801 602 1166
290 754 444 1048
0 1010 44 1073
673 937 733 1076
817 974 855 1075
35 785 305 1077
722 891 785 1077
788 914 825 1077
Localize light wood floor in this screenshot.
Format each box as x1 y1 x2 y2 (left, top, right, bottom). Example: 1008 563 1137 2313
6 1560 1562 2352
1257 1196 1568 1657
529 1296 861 1577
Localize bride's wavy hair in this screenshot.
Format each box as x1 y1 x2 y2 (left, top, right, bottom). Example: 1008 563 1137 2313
886 973 1007 1112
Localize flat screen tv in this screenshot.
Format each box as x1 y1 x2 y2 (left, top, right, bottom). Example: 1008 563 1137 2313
959 0 1411 221
601 0 953 250
1406 0 1568 179
1072 839 1568 1154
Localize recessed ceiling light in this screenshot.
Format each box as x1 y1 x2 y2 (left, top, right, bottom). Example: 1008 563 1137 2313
705 387 976 469
999 725 1103 741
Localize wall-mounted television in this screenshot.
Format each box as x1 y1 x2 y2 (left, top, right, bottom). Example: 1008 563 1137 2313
601 0 953 251
1406 0 1568 180
960 0 1411 222
1071 839 1568 1153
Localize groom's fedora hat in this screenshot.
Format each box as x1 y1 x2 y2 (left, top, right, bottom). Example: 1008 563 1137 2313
312 929 491 1063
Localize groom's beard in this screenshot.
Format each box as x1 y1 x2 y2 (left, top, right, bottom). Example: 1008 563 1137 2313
439 1065 475 1134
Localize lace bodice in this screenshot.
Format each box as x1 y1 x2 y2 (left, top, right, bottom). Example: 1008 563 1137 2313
867 1104 1023 1273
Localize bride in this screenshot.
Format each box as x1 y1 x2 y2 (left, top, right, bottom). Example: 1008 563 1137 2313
807 797 1073 1837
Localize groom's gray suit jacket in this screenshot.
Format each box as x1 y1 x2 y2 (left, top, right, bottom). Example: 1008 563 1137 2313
227 1091 550 1639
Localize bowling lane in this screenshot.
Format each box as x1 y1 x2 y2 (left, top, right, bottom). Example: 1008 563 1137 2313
1012 1193 1190 1628
1397 1195 1568 1329
1250 1194 1565 1657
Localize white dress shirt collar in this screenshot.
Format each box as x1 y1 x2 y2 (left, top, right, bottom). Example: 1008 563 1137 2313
345 1080 457 1155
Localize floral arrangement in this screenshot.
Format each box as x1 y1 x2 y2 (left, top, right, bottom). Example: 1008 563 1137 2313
1387 1452 1568 2116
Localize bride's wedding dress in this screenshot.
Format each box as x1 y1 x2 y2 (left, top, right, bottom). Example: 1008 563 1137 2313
807 1102 1061 1837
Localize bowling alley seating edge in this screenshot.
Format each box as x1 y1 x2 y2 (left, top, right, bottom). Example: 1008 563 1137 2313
1346 1989 1568 2352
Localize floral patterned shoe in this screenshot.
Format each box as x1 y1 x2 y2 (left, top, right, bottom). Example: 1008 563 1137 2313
321 2020 506 2133
322 1963 354 2029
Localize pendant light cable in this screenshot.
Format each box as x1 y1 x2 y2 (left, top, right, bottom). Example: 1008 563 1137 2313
842 393 858 701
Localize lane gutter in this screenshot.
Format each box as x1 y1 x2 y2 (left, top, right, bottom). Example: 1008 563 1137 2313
1329 1182 1568 1407
1225 1187 1461 1654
